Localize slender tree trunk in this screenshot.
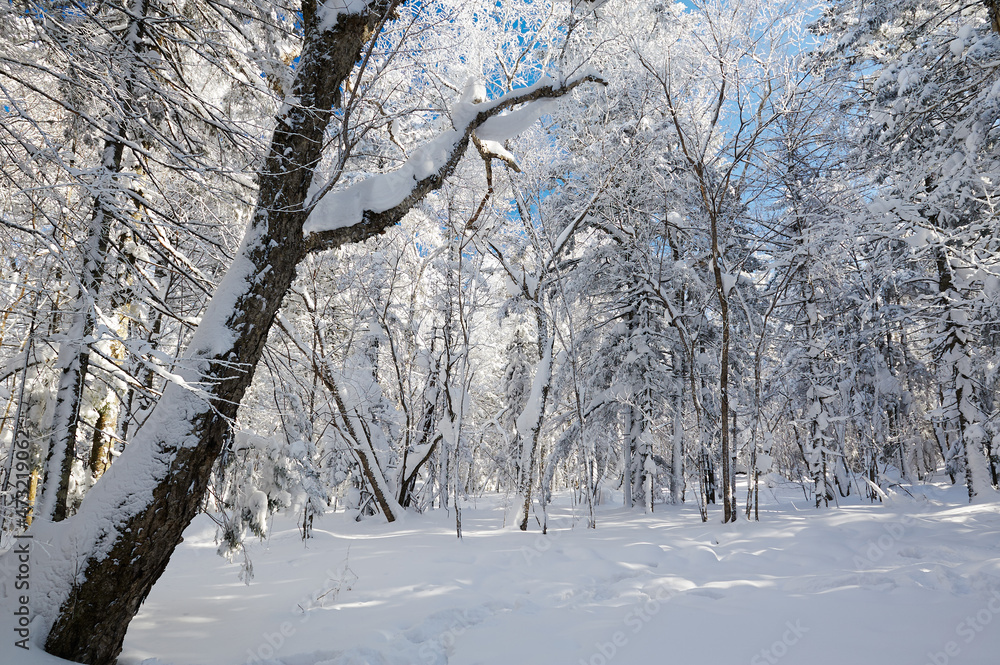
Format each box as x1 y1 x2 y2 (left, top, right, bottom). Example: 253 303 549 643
936 248 994 502
671 354 684 505
38 0 150 522
710 211 735 523
517 318 554 531
121 287 165 443
730 402 737 517
39 133 126 522
398 353 440 507
87 405 115 480
623 404 634 507
285 310 401 522
1 292 40 531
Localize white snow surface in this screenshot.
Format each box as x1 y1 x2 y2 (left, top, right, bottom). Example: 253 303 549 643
474 100 556 144
3 481 1000 665
303 127 467 237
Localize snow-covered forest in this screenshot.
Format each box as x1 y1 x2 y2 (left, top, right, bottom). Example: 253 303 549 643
1 0 999 664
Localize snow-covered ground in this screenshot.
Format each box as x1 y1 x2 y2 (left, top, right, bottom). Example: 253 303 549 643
5 480 1000 665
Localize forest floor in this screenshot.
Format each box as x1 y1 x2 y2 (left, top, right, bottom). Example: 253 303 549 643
6 478 1000 665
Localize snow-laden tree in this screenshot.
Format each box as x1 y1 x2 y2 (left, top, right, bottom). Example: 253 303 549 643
757 75 863 506
602 0 817 520
211 0 584 532
0 0 274 523
815 0 1000 501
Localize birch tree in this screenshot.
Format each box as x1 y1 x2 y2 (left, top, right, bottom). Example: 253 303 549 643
1 0 273 523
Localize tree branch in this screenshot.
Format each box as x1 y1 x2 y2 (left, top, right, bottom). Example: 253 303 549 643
304 72 605 253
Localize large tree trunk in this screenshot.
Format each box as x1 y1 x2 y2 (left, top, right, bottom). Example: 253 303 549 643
37 6 386 662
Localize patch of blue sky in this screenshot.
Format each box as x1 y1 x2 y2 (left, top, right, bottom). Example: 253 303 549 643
20 0 89 22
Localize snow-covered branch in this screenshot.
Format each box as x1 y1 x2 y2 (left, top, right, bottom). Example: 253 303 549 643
302 71 604 252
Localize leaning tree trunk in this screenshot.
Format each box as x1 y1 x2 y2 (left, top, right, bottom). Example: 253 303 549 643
37 7 389 662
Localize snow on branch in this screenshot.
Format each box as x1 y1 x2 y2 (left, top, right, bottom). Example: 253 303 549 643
302 71 604 252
